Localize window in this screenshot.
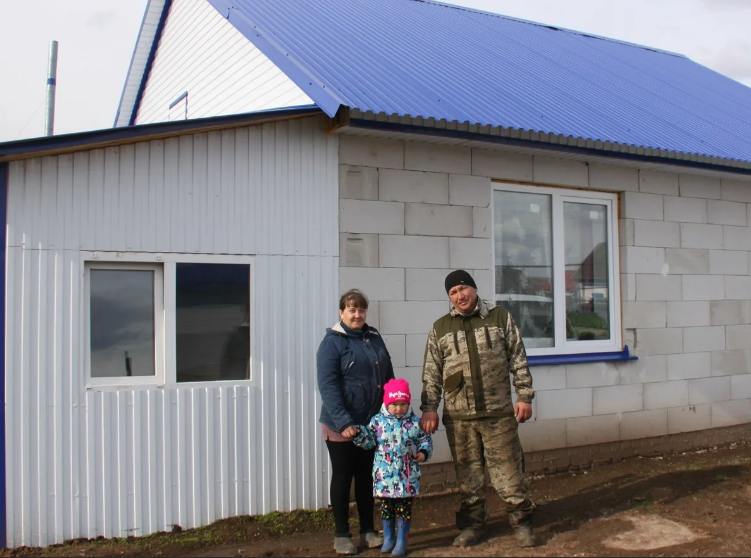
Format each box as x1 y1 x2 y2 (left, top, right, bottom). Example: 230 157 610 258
84 255 252 387
493 183 621 355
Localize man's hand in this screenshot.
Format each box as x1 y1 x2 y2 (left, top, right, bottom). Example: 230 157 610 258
414 452 427 463
515 402 532 423
420 411 439 434
341 425 359 438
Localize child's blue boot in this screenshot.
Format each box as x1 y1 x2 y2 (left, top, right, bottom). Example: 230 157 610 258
391 517 411 556
381 518 396 553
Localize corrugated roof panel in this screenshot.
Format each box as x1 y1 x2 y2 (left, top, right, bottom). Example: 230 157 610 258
209 0 751 164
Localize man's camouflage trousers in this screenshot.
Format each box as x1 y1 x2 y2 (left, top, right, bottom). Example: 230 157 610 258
444 416 535 530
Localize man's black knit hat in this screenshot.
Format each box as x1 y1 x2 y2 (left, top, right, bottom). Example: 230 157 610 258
444 270 477 294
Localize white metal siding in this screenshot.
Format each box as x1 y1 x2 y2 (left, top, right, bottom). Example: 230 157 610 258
136 0 313 125
5 116 338 547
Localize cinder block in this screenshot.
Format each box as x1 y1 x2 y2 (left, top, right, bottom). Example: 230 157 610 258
381 335 406 367
339 165 379 200
449 174 491 207
667 351 711 380
667 301 710 328
640 170 679 196
340 136 403 169
621 274 636 301
725 276 751 299
340 200 404 234
380 301 449 334
593 384 643 415
688 376 731 404
721 179 751 203
664 196 707 223
644 381 689 410
620 246 666 275
533 156 588 187
726 325 751 350
471 269 494 297
722 226 751 251
620 409 668 440
712 399 751 427
617 355 668 384
368 302 380 329
679 175 722 199
731 374 751 400
635 275 682 301
405 203 472 237
471 149 533 181
666 249 709 275
392 367 423 398
473 207 491 238
667 404 712 434
622 192 663 221
683 326 725 353
379 235 449 268
682 275 724 301
711 350 751 376
707 200 747 226
711 300 751 326
566 362 620 388
406 333 430 367
430 431 452 463
530 366 566 390
620 219 634 246
379 169 449 204
680 224 723 249
518 419 567 452
566 414 620 447
710 250 748 275
633 220 680 248
406 268 452 301
536 388 592 420
405 142 471 174
636 328 683 355
589 164 639 192
622 301 666 329
340 233 379 267
449 237 491 269
339 267 405 301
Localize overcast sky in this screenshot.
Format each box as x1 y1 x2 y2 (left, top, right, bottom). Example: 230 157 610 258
1 0 750 143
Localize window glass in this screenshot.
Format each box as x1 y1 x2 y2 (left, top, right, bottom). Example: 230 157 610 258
564 202 611 341
90 269 156 377
494 190 554 348
176 263 250 383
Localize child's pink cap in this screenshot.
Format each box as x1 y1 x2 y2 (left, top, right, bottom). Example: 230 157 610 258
384 378 411 406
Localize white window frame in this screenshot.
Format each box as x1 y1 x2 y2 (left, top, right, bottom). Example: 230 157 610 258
84 261 165 387
82 252 254 389
491 182 622 356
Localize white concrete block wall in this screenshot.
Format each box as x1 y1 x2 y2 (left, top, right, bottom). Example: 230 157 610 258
338 136 751 458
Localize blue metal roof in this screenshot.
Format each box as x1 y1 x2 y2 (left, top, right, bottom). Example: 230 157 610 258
207 0 751 166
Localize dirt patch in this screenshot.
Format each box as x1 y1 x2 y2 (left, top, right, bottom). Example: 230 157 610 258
602 514 702 551
4 441 751 557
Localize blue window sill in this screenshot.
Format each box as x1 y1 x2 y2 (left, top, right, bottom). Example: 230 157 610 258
528 345 638 367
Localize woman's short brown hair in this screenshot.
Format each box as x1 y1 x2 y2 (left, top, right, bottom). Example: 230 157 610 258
339 289 369 311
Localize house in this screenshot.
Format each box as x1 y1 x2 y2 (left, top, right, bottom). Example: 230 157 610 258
2 0 751 548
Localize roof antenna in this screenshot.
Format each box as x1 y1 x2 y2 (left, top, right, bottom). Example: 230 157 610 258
44 40 58 137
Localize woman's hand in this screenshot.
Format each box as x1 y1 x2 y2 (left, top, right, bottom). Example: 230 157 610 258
341 425 359 438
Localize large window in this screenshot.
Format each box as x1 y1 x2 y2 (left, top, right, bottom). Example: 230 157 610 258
85 255 251 386
493 184 621 355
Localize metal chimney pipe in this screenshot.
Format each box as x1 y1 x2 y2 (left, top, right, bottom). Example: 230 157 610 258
44 40 59 137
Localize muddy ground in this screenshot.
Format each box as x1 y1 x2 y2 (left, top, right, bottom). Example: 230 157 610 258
6 441 751 557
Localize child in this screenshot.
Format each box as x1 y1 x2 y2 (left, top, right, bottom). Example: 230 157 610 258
353 378 433 556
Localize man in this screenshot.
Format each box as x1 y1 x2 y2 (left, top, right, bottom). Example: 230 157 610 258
419 269 537 548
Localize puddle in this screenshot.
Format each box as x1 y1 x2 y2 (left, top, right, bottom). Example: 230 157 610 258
603 514 702 551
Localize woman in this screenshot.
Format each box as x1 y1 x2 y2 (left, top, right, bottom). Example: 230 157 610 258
317 289 395 555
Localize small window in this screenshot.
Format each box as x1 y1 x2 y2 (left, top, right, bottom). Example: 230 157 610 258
176 263 251 383
493 184 621 355
85 263 164 385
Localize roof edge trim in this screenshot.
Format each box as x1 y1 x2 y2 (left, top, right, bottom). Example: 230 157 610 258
207 0 343 117
348 114 751 176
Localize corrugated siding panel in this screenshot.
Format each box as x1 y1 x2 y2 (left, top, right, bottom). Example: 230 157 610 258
136 0 312 125
5 116 337 547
